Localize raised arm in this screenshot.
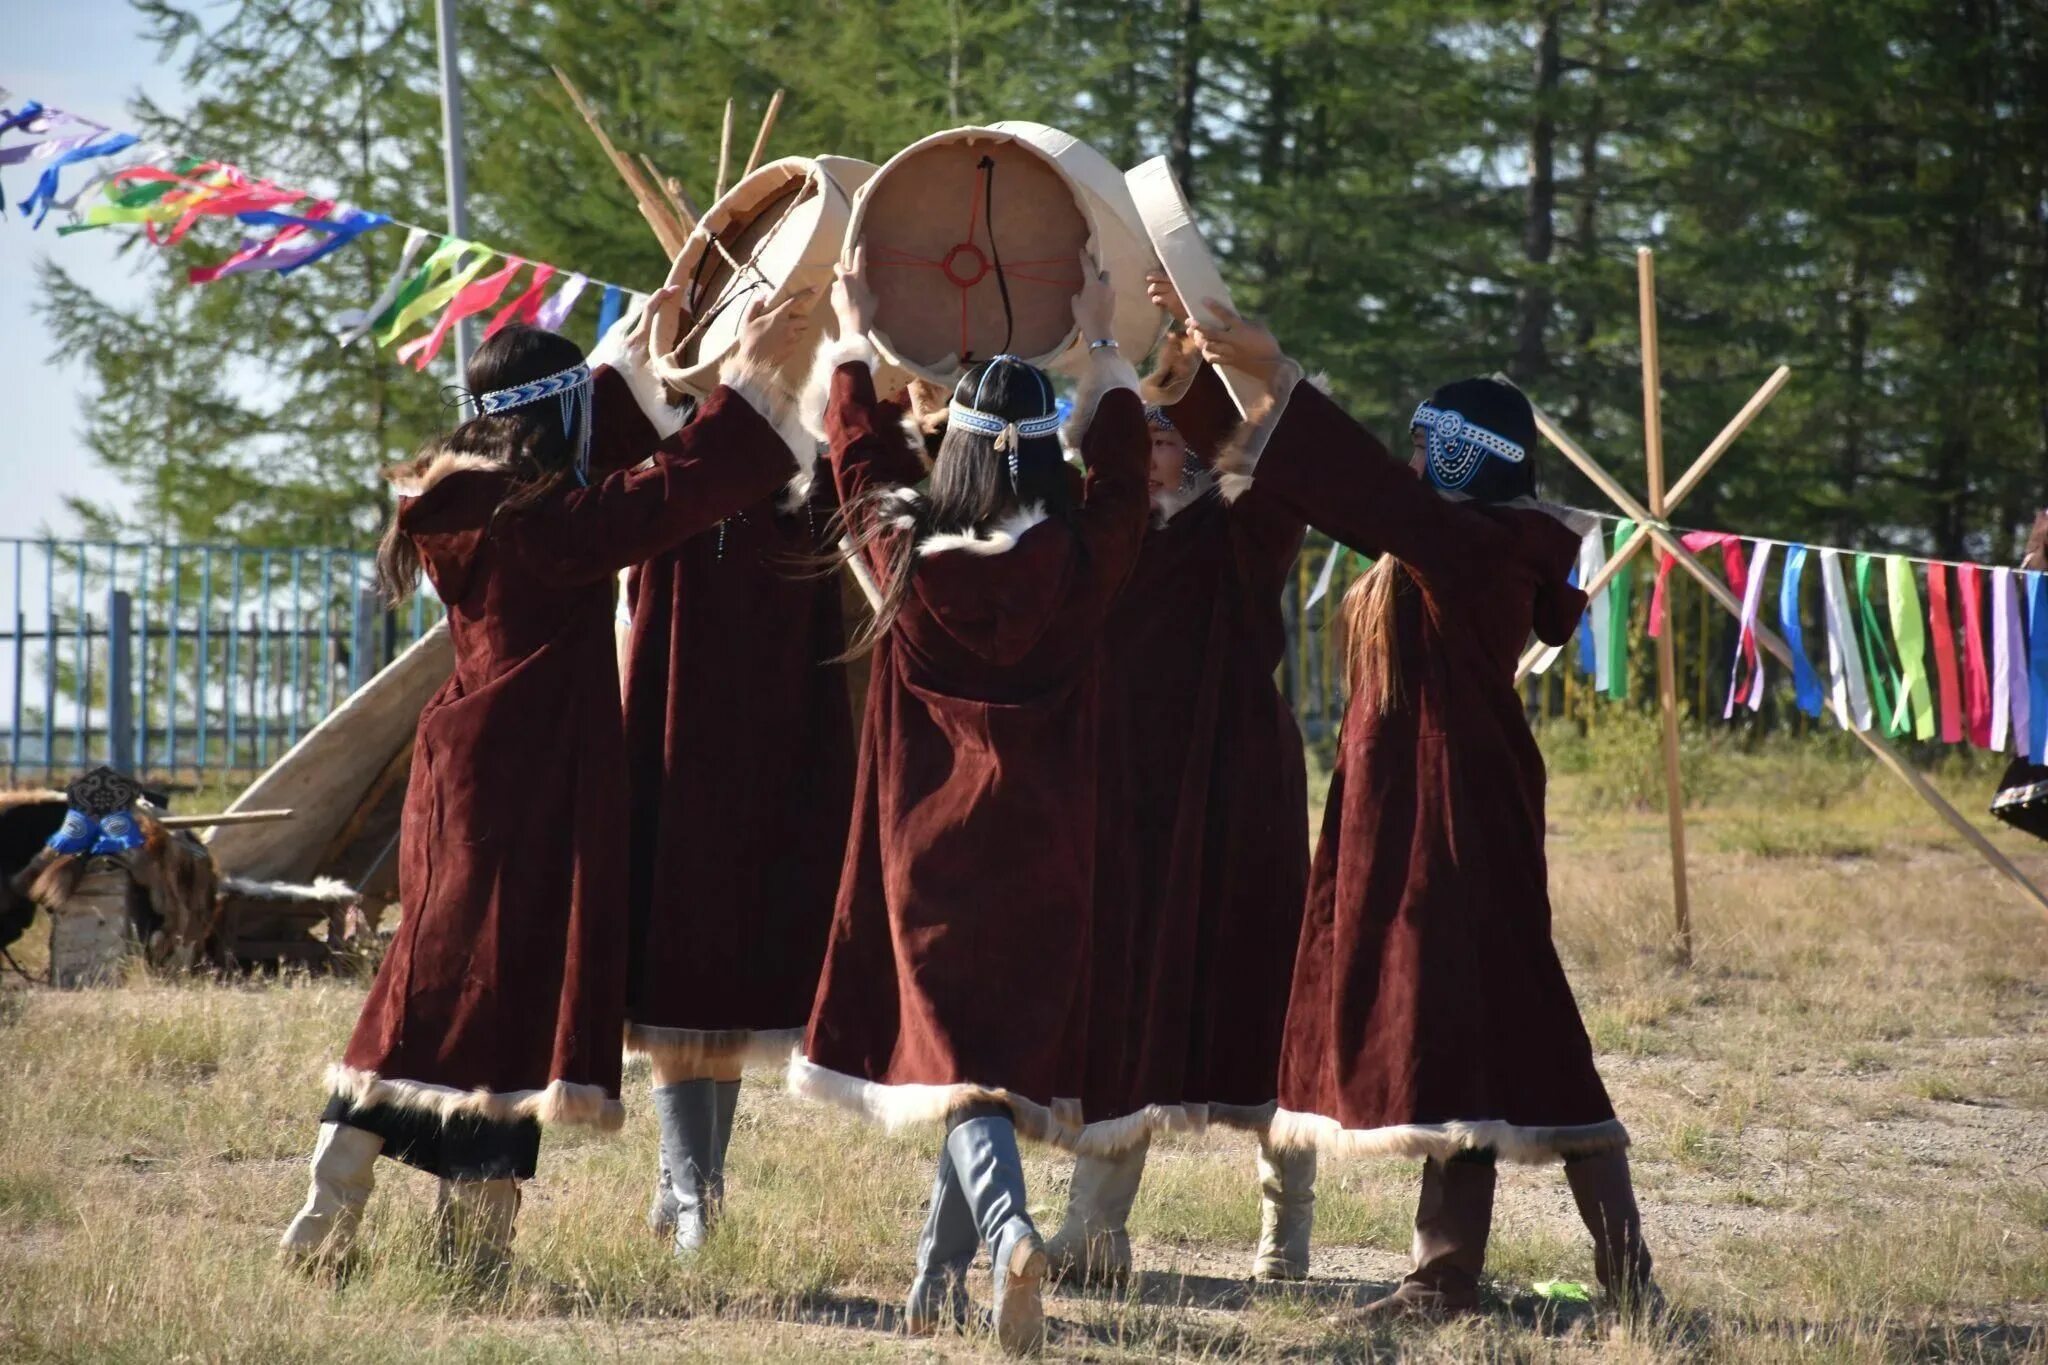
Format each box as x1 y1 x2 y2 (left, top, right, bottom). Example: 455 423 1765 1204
1193 311 1505 581
1062 269 1151 622
583 286 690 478
515 292 816 581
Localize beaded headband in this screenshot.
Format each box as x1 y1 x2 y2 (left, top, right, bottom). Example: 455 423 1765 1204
947 355 1061 486
476 363 595 484
1410 399 1525 493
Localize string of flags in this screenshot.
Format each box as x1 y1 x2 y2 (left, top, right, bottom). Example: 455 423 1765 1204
0 92 651 366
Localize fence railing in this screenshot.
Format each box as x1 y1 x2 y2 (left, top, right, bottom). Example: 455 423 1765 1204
1 537 444 787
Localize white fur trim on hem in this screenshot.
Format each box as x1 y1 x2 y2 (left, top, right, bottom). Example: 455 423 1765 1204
623 1024 804 1072
326 1063 626 1132
1265 1108 1629 1165
787 1053 1081 1147
917 502 1049 557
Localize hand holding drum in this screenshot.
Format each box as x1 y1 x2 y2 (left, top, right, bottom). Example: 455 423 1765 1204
1074 256 1116 347
832 246 878 340
733 288 817 372
1189 301 1285 390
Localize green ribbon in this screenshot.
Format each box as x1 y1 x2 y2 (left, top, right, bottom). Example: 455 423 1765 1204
1605 518 1636 700
1853 554 1906 737
1886 555 1936 740
374 238 472 342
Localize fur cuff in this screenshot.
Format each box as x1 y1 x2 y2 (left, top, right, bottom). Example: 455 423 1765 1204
1264 1108 1630 1165
917 502 1048 557
799 333 887 444
590 306 686 441
1139 329 1203 406
1060 348 1143 452
1213 359 1305 504
325 1063 626 1131
718 353 820 508
1151 468 1216 525
624 1023 805 1073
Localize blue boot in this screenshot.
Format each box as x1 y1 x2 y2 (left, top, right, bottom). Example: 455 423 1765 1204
945 1114 1048 1356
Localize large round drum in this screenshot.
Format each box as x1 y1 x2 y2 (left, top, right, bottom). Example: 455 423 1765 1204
651 155 875 397
846 126 1098 386
988 121 1165 367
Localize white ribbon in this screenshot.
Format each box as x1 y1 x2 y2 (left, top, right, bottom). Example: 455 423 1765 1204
1305 544 1343 614
1578 530 1611 692
330 227 429 346
1999 568 2029 755
1725 539 1774 718
1819 549 1871 731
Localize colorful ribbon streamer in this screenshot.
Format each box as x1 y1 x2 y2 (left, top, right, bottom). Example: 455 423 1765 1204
1819 549 1873 731
17 131 138 226
2030 573 2048 764
1925 562 1966 744
1577 529 1609 685
534 272 589 332
1886 555 1936 741
403 257 524 371
1995 568 2027 753
331 227 430 345
1779 545 1825 717
1726 540 1773 717
486 262 557 339
1604 519 1636 700
1958 563 1993 748
1853 554 1905 737
380 242 487 346
594 284 625 342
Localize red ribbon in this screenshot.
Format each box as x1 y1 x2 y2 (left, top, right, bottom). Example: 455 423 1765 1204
186 199 332 283
1957 562 1993 748
403 258 524 370
485 262 556 339
1926 562 1965 743
1649 531 1744 637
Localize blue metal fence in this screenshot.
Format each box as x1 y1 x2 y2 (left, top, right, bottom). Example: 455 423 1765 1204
1 537 444 786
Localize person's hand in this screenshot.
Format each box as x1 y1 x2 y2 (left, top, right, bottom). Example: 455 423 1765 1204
734 286 818 371
1145 271 1189 326
1074 256 1116 345
1188 300 1284 387
832 247 877 340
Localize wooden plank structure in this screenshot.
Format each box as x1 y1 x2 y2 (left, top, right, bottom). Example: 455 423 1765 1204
1515 247 2048 940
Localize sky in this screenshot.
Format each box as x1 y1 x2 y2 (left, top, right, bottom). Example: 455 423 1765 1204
1 0 186 539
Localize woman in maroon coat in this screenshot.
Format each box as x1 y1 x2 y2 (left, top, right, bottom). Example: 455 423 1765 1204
789 254 1147 1354
1193 311 1657 1318
278 291 813 1276
1047 288 1315 1287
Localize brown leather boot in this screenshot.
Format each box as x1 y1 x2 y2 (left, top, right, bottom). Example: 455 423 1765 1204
1357 1152 1495 1320
1563 1150 1658 1313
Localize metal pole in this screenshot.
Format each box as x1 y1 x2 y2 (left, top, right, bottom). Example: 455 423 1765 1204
434 0 474 405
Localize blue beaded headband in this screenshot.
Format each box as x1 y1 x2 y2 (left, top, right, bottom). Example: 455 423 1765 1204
477 363 595 485
947 355 1062 485
1410 399 1525 492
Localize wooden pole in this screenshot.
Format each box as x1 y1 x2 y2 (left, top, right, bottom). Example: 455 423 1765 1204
715 98 735 201
740 89 784 182
156 809 294 830
551 65 688 257
1638 248 1694 963
638 154 698 236
1537 404 2048 925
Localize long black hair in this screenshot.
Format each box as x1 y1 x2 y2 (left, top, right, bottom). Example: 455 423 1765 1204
376 325 591 604
837 355 1077 655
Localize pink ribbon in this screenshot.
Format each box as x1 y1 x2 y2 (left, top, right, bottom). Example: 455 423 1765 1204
187 200 333 283
1958 562 1993 748
1725 540 1773 718
399 257 524 370
1926 562 1965 744
1649 530 1742 636
485 262 556 339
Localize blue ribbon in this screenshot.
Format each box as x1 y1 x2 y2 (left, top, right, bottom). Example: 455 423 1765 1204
0 101 46 139
595 284 623 343
234 207 392 275
1779 544 1825 717
2030 573 2048 763
1572 563 1597 676
43 806 147 856
18 131 139 227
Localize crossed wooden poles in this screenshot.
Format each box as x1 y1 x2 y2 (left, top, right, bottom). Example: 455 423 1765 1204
1513 248 2048 955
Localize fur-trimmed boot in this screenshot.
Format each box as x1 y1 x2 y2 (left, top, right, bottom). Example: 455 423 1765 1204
278 1121 383 1270
1564 1150 1659 1315
1252 1134 1317 1282
1044 1137 1148 1288
1357 1153 1495 1320
946 1114 1049 1357
434 1177 520 1281
652 1080 721 1254
905 1146 978 1335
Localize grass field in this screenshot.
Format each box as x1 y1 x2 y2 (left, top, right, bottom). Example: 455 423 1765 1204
2 721 2046 1362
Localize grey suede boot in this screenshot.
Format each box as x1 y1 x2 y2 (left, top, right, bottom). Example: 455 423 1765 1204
905 1146 977 1334
1252 1133 1317 1281
1564 1150 1660 1315
434 1177 520 1282
1044 1137 1148 1288
652 1080 720 1254
945 1114 1049 1357
1358 1152 1496 1320
712 1078 741 1198
279 1121 383 1269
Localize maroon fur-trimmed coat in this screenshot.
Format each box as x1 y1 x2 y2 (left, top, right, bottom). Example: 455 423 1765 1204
791 340 1150 1146
1242 375 1627 1164
333 367 796 1130
1076 352 1309 1147
619 410 923 1073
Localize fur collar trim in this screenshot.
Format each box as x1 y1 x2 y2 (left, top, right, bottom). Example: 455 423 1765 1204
387 451 505 499
917 502 1049 557
1151 468 1217 525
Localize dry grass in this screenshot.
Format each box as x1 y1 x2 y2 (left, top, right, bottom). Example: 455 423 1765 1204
3 730 2047 1362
